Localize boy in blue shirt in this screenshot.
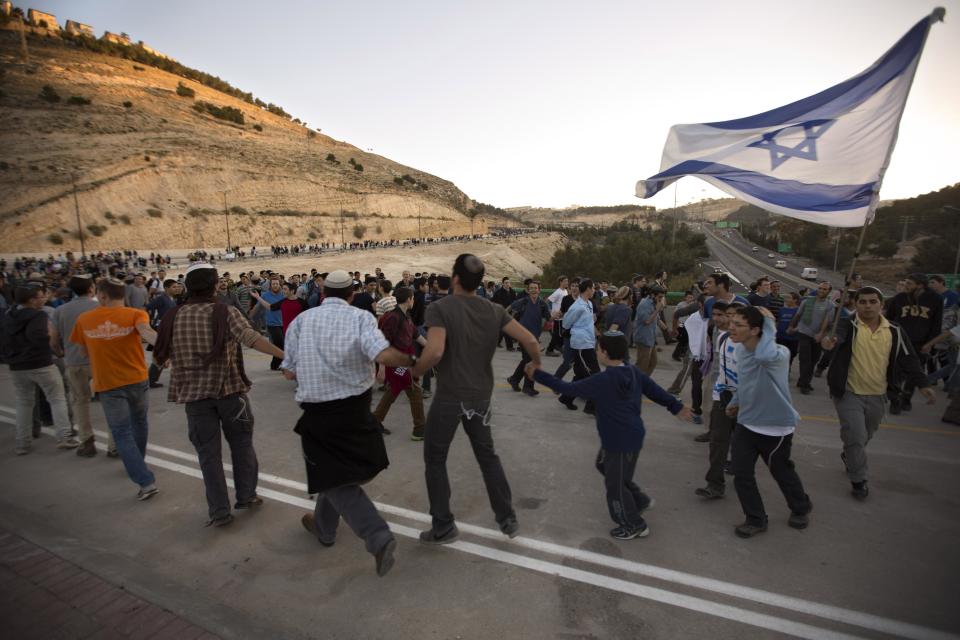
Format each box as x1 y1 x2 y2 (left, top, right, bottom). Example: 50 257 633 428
527 332 692 539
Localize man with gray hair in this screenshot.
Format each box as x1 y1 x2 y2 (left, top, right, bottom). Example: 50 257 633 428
281 270 416 577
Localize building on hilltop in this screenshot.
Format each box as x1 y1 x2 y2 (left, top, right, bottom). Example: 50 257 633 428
27 8 59 30
138 41 175 61
102 31 130 45
65 20 94 37
1 2 12 18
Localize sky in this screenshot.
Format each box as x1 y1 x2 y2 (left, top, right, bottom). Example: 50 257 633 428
35 0 960 209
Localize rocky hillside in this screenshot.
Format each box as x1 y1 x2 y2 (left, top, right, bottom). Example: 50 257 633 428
510 198 743 227
0 28 488 252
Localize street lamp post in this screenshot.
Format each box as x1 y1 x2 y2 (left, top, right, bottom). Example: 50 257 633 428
833 231 841 273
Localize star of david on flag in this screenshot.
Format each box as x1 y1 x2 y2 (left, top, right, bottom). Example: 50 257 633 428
636 8 945 227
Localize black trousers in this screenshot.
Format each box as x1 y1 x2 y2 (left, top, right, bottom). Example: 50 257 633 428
705 391 735 489
560 348 601 411
797 334 821 389
423 396 514 533
690 360 704 415
500 331 515 350
186 393 259 520
267 325 284 370
596 448 650 530
546 322 563 353
509 348 535 390
730 424 812 527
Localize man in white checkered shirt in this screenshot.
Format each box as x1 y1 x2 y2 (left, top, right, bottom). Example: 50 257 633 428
280 270 416 578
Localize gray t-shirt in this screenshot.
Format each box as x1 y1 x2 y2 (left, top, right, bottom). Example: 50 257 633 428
424 293 510 402
796 297 833 337
54 297 99 366
125 284 149 310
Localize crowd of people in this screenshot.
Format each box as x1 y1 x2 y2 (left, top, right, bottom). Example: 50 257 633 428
1 245 958 573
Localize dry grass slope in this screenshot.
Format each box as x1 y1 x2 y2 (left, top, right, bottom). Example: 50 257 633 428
0 30 492 252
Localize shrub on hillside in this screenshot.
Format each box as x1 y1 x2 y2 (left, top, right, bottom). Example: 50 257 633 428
308 231 317 240
192 101 244 125
132 65 145 71
48 233 63 245
352 224 367 239
353 163 363 172
123 101 133 108
118 213 131 225
103 211 115 220
176 82 195 98
39 85 60 103
86 224 107 237
146 208 163 218
326 153 336 162
393 177 404 186
68 96 91 105
307 130 316 139
375 224 382 234
253 124 262 131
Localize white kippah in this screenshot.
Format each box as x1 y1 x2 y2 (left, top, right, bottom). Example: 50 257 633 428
186 262 216 274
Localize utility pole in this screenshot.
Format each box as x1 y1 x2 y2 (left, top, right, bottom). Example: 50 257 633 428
71 173 86 259
339 207 345 249
221 192 231 251
417 204 422 243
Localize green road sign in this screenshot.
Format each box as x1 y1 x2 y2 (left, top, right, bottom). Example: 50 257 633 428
716 221 729 229
729 221 740 228
778 242 793 253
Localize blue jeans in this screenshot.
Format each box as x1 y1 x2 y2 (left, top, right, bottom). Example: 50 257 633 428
554 336 574 380
100 380 155 488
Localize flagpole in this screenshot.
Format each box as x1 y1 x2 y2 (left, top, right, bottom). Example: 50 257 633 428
827 6 945 339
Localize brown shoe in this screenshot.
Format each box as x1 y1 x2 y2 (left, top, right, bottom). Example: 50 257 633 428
76 438 97 458
694 431 711 443
301 513 334 546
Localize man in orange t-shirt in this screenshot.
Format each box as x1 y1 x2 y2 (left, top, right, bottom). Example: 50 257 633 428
70 278 160 501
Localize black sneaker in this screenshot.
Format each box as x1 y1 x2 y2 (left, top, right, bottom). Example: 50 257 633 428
889 402 901 415
694 485 725 499
559 398 578 411
734 522 767 538
800 386 813 395
380 425 392 435
419 526 459 545
813 369 824 378
851 481 869 501
522 387 540 397
499 516 520 538
694 431 711 443
788 512 809 529
840 451 848 471
235 496 264 510
375 537 397 577
901 399 912 412
610 525 649 540
507 378 521 392
206 514 234 527
583 406 596 416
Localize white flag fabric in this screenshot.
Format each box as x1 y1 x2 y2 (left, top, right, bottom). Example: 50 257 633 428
636 9 944 227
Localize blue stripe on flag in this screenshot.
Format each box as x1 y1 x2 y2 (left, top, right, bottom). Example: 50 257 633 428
704 17 928 130
646 161 875 212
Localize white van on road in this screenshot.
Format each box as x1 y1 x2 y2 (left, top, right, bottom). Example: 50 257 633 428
801 267 819 280
775 260 787 269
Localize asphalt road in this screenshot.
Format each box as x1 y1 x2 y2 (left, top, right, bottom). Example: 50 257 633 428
1 343 958 640
700 225 887 293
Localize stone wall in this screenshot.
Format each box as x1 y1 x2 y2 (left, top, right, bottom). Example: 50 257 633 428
1 2 12 18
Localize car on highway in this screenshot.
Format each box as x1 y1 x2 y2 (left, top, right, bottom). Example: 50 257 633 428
767 252 775 258
801 267 819 280
752 246 759 252
775 260 787 269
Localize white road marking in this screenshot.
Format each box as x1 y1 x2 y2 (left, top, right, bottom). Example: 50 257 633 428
3 409 956 640
0 405 15 415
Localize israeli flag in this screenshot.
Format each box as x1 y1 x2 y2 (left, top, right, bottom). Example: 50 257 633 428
636 8 945 227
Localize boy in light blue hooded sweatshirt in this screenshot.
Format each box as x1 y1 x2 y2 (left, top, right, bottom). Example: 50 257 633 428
726 305 812 539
